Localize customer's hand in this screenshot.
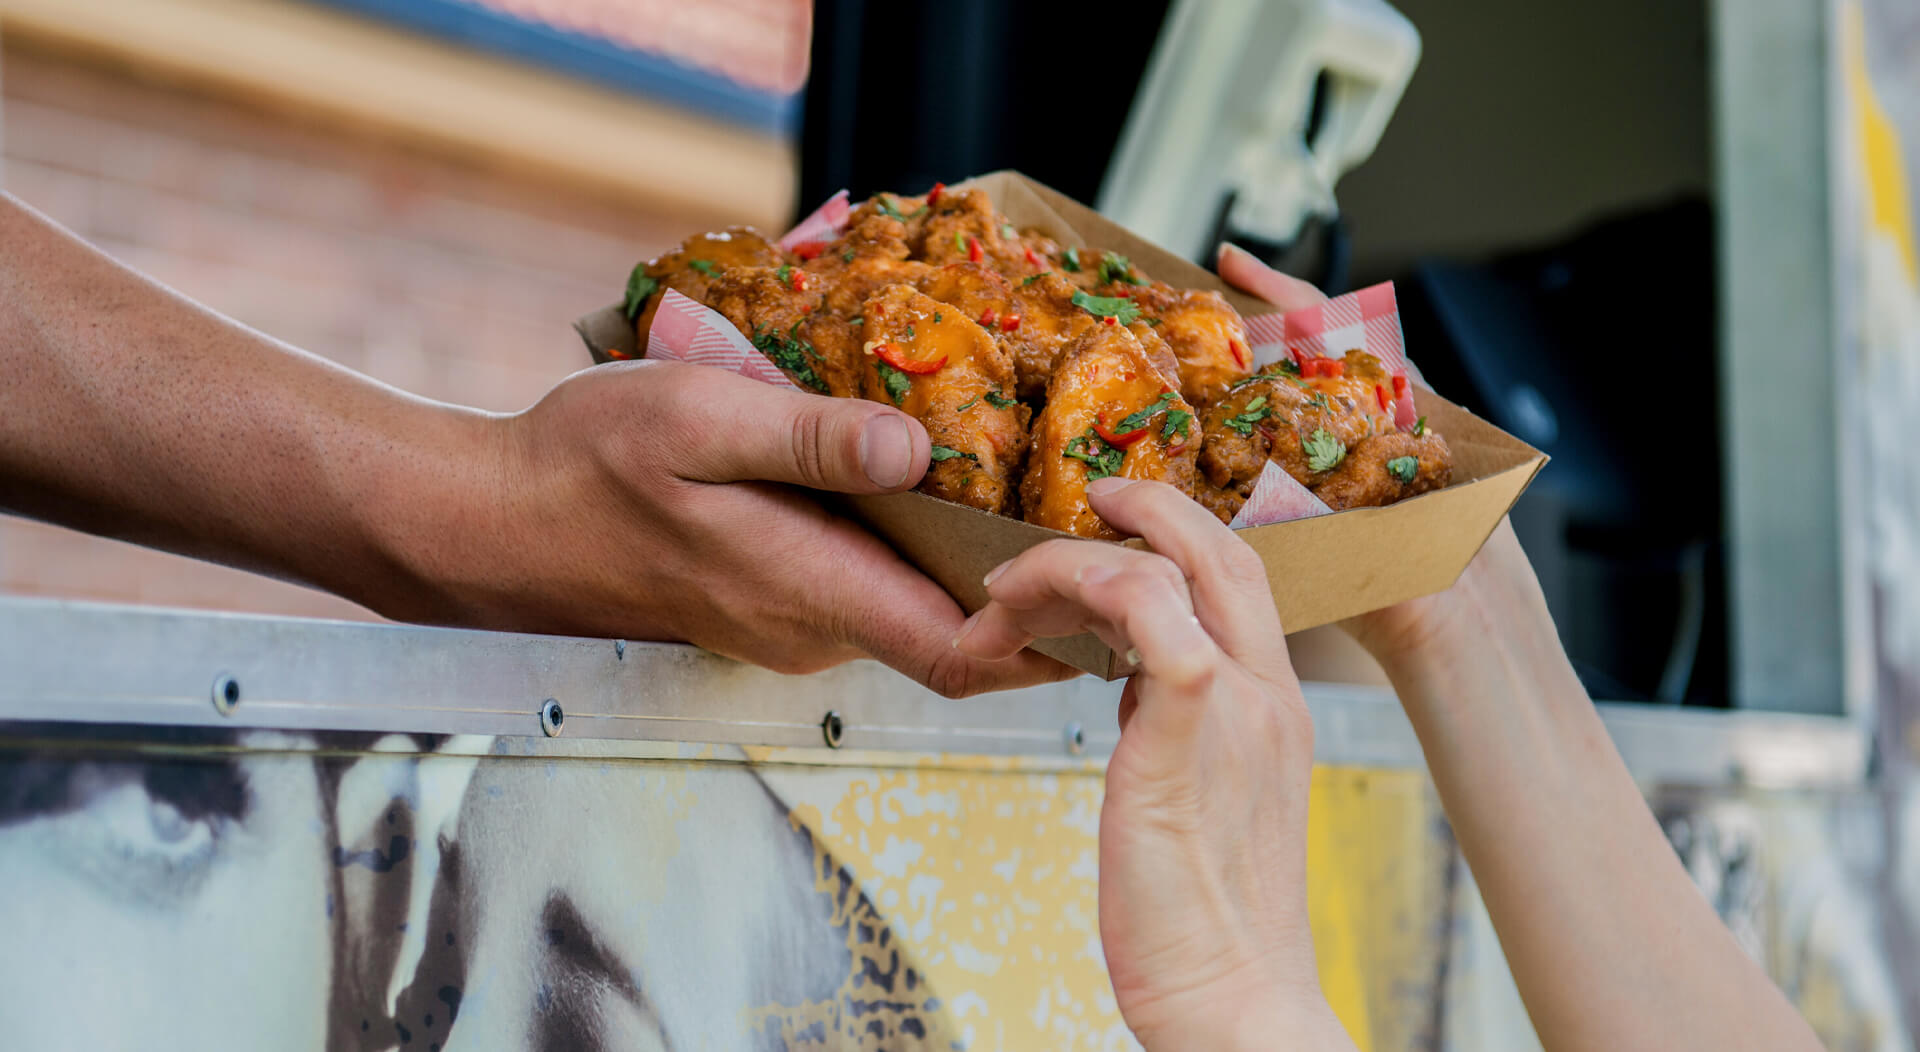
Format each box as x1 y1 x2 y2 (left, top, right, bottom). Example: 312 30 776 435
953 479 1356 1051
392 360 1072 697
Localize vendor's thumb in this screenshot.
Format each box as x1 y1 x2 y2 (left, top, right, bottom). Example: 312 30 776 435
675 374 931 493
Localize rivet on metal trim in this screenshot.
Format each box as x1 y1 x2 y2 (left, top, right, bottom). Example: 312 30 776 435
539 698 565 737
210 673 240 717
821 710 845 749
1064 721 1086 756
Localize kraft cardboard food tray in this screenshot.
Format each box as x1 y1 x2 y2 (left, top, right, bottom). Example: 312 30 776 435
575 171 1546 679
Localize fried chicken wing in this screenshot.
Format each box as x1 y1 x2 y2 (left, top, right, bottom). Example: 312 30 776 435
1198 350 1448 511
858 285 1028 514
918 188 1050 276
800 213 931 317
631 227 783 346
1126 320 1186 394
846 190 934 246
705 265 862 397
1312 431 1453 510
1114 282 1252 406
1020 325 1200 538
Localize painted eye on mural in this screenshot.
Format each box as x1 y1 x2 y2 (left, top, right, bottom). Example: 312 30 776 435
0 754 249 906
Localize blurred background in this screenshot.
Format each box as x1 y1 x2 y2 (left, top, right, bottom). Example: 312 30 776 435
0 0 1907 723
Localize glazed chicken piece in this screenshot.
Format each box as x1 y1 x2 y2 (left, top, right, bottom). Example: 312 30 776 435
858 285 1029 514
918 188 1051 276
803 213 931 318
1021 324 1201 538
844 190 934 247
628 227 784 347
1111 282 1253 406
1194 479 1248 524
1125 321 1186 394
917 263 1163 403
704 265 861 397
1056 247 1149 291
1314 430 1453 510
1000 271 1099 400
1197 350 1449 517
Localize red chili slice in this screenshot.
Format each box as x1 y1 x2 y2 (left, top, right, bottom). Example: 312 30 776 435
1093 412 1149 448
788 268 810 292
1023 246 1042 267
875 342 946 374
1000 313 1021 333
791 241 827 261
979 308 998 328
927 182 945 206
967 236 983 263
1376 384 1391 411
1228 337 1249 369
1392 373 1409 397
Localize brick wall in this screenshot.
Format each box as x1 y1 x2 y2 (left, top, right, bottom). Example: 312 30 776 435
0 42 749 621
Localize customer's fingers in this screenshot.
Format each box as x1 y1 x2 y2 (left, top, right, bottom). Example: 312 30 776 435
953 540 1191 660
1084 478 1293 685
954 540 1220 690
1216 243 1329 312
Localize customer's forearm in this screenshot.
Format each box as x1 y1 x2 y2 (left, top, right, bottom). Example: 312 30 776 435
1375 544 1819 1051
0 193 498 617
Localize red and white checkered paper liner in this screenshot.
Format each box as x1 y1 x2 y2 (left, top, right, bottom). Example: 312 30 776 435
646 289 801 390
636 192 1427 528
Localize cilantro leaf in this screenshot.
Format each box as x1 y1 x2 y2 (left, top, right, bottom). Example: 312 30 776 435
750 326 828 393
952 230 966 252
1304 428 1347 472
776 263 793 285
1022 272 1050 286
930 445 979 464
1060 247 1082 272
1063 429 1126 480
841 248 857 264
1223 395 1271 435
957 396 980 411
906 324 916 339
688 258 719 277
1116 391 1178 433
622 264 659 321
933 312 943 322
1070 289 1143 325
984 389 1018 409
1413 415 1428 437
1162 408 1193 441
1387 456 1418 484
1098 252 1146 286
1308 391 1330 412
876 361 912 405
1274 358 1302 376
1000 223 1018 239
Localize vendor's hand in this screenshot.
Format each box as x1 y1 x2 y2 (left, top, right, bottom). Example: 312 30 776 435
394 360 1072 697
952 479 1356 1051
